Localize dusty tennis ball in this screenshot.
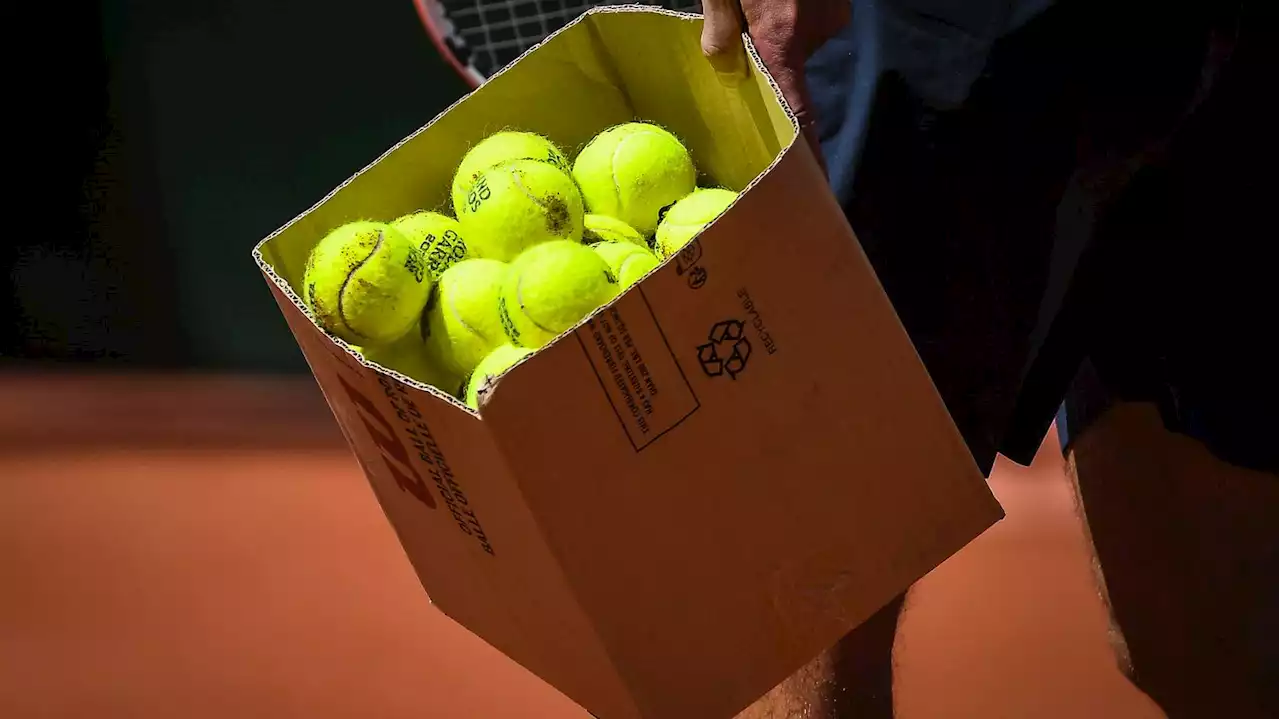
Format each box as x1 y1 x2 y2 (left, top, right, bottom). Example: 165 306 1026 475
458 159 585 261
654 188 739 258
451 131 570 217
498 240 619 348
582 214 647 248
422 258 510 378
302 221 431 344
391 211 471 280
361 333 461 395
572 122 697 236
591 241 660 289
463 344 533 410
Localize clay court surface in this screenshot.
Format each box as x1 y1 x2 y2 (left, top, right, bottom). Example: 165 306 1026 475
1 375 1163 717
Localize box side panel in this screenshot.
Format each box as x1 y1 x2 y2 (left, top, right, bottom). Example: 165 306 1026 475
262 273 636 716
487 141 1003 719
479 27 1003 715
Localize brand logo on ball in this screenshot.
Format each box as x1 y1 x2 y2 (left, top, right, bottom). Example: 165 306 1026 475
422 229 467 276
403 244 428 283
496 295 520 345
466 176 491 213
697 319 751 379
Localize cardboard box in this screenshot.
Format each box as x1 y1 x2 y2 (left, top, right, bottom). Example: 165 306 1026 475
253 8 1002 718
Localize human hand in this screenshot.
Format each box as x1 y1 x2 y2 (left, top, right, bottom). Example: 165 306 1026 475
701 0 850 173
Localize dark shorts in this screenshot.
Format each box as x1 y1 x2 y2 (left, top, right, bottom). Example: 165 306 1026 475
805 0 1275 474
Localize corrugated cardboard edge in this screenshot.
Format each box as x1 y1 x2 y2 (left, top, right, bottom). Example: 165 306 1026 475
249 10 606 409
250 6 801 415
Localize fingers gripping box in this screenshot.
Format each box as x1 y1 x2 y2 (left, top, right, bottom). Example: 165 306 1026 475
254 8 1003 719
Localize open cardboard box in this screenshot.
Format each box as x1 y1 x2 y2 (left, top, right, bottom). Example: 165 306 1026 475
254 8 1003 719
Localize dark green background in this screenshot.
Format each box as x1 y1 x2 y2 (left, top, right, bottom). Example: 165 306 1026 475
2 0 467 372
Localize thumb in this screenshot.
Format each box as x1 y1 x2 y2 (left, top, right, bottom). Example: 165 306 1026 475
700 0 748 78
751 38 827 175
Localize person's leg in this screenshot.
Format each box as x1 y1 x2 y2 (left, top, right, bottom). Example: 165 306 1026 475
1059 6 1275 711
742 0 1233 715
736 595 904 719
1067 402 1277 717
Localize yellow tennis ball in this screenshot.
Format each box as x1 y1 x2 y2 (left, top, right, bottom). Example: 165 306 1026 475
654 188 739 259
582 214 647 248
422 258 510 377
498 240 619 348
391 211 471 280
591 241 660 289
302 221 432 344
572 123 697 236
451 132 570 216
464 344 533 409
361 334 463 396
458 159 585 261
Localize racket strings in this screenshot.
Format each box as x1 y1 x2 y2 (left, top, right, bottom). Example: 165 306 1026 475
441 0 701 77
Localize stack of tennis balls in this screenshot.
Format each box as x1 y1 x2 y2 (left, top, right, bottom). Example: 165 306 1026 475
301 122 741 410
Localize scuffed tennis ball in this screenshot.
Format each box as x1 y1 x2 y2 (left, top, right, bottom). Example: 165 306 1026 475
572 122 697 236
498 240 619 348
451 131 570 217
422 259 510 378
464 344 533 410
653 188 739 259
582 214 647 248
360 335 462 396
391 211 471 280
458 159 585 261
302 221 432 344
591 241 660 290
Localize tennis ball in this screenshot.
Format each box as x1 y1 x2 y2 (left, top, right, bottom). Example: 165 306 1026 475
361 334 463 395
303 221 432 344
591 241 660 289
422 259 510 377
458 159 585 261
451 132 570 216
498 240 619 348
464 344 533 410
572 123 697 236
583 214 647 248
653 188 739 259
392 211 471 280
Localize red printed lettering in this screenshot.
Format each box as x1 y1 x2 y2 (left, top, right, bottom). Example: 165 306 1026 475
336 375 437 510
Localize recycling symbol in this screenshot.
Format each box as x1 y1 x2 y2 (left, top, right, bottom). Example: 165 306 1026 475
697 319 751 379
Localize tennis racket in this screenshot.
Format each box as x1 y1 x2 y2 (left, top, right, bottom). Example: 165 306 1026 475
414 0 703 87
